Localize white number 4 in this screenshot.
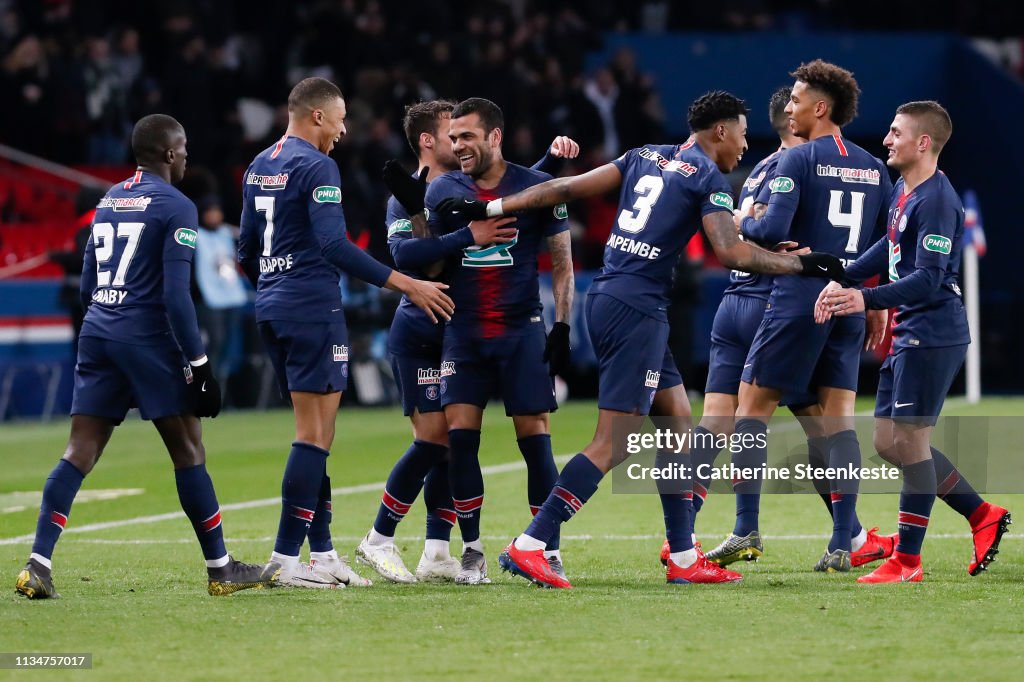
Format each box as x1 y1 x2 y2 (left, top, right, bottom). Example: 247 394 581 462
827 190 865 253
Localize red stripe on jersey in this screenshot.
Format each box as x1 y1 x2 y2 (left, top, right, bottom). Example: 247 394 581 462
682 491 693 501
290 505 315 522
382 490 412 516
453 495 484 513
898 511 930 528
529 505 541 517
552 486 582 513
937 470 961 497
833 135 848 157
50 511 68 529
679 139 696 151
435 508 457 526
473 186 506 339
324 501 332 513
201 510 222 532
123 169 143 190
830 492 843 503
270 135 287 160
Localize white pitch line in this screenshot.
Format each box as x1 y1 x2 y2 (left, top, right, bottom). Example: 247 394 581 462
0 455 573 546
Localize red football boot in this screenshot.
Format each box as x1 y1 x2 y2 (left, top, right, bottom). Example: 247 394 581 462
660 539 702 567
851 527 898 567
666 554 742 584
857 552 923 584
498 542 571 589
968 503 1012 576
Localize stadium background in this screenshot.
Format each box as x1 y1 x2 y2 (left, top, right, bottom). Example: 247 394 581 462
1 0 1022 417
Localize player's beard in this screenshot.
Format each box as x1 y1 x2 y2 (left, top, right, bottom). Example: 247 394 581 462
466 146 492 179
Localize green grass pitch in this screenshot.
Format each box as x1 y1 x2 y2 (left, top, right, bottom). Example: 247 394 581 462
2 398 1022 680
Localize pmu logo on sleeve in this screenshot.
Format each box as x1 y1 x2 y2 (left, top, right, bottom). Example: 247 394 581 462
388 219 413 238
553 203 568 220
923 234 952 255
769 177 794 193
313 186 342 203
710 192 734 209
174 228 198 248
332 345 349 362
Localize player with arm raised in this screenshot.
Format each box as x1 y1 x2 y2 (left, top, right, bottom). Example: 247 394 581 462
357 100 581 584
238 77 453 589
420 98 576 584
685 87 893 570
438 91 842 588
16 115 279 599
731 60 893 574
815 101 1011 582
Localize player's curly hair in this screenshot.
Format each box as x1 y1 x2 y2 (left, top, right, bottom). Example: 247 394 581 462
768 86 792 135
789 60 860 127
403 99 457 156
687 91 748 133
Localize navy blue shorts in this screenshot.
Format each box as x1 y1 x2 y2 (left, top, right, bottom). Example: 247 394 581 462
390 352 444 417
875 345 967 425
742 314 864 395
586 293 683 416
440 321 557 416
71 335 192 422
258 319 349 396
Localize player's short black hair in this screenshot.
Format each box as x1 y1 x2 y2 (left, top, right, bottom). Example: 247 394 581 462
687 91 748 133
769 86 791 134
287 77 344 113
403 99 457 155
450 97 504 136
131 114 184 166
790 59 860 127
896 100 952 155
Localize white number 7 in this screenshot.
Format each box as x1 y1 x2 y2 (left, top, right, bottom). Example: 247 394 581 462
255 196 275 256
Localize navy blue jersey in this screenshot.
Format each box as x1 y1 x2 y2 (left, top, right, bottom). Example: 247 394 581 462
741 134 892 317
80 170 202 357
726 148 786 300
425 163 568 339
847 172 970 350
590 141 734 320
239 136 391 324
386 195 448 354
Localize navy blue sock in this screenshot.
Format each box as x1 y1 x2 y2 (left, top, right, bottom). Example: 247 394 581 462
689 426 720 526
274 441 328 557
656 450 693 552
525 453 603 544
896 459 937 556
807 436 833 517
308 472 333 553
30 459 85 561
518 434 560 551
448 429 483 543
175 463 227 561
931 446 984 520
373 440 446 537
827 429 861 552
733 419 767 536
423 459 455 542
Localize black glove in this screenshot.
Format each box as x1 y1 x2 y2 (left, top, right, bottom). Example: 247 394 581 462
543 322 571 377
190 361 222 419
798 252 846 282
436 197 490 221
383 161 428 215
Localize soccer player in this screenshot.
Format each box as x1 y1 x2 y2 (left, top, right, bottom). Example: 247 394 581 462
814 101 1011 583
438 90 844 588
15 115 278 599
685 87 893 570
357 99 580 583
238 77 454 588
417 97 576 584
731 60 893 573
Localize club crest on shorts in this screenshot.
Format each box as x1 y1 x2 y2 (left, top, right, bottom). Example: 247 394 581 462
425 385 439 401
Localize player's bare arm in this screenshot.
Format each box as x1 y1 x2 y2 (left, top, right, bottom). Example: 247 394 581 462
704 211 798 275
547 231 574 324
437 164 622 220
384 271 454 324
